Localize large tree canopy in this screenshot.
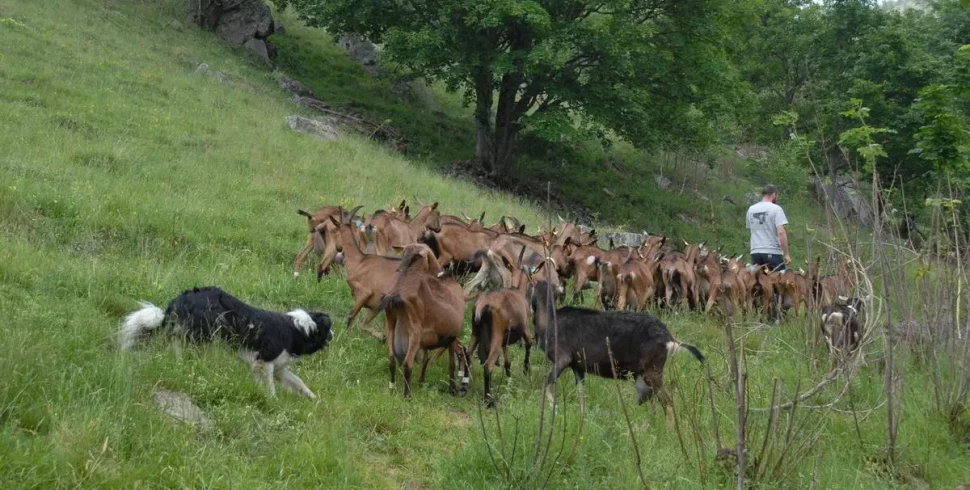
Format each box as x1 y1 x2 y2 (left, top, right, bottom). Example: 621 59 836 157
281 0 738 181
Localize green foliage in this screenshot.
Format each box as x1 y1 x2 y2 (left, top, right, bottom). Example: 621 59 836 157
279 0 740 177
910 84 970 183
839 99 895 173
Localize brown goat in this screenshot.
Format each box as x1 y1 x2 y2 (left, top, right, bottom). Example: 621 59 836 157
366 203 443 256
324 207 399 338
719 255 751 315
467 255 533 406
659 242 704 308
419 222 497 269
565 243 606 302
293 205 348 277
377 243 470 399
694 251 723 313
595 259 620 310
616 253 661 312
755 266 807 319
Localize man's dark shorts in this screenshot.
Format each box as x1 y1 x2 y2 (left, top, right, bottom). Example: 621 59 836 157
751 253 786 273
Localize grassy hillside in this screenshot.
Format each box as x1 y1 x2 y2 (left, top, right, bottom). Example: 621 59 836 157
1 1 967 489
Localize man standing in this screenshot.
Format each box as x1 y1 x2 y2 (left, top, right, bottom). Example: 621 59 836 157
746 184 790 320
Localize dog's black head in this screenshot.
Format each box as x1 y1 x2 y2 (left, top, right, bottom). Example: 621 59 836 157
288 310 334 356
307 311 334 348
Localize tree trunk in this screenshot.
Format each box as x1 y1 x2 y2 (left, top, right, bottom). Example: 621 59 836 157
474 72 522 183
473 72 495 173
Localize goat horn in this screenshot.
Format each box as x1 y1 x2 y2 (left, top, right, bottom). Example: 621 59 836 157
460 212 472 221
347 205 364 225
412 194 425 206
517 245 527 268
557 214 565 223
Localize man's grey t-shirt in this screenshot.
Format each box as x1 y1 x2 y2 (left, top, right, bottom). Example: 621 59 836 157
746 201 788 254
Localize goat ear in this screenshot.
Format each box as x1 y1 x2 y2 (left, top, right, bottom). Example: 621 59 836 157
431 202 439 210
479 211 486 223
403 206 410 218
518 224 526 234
608 237 615 250
398 199 407 211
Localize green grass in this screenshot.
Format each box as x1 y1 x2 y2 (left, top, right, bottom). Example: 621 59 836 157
1 0 968 488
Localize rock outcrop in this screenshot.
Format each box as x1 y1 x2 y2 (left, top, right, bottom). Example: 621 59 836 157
187 0 279 60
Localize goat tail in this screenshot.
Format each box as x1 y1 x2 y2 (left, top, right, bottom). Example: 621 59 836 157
119 301 166 351
472 304 493 363
376 294 404 313
618 272 636 286
666 340 705 364
297 209 313 219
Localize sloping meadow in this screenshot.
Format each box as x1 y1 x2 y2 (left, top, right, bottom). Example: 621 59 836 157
1 1 968 488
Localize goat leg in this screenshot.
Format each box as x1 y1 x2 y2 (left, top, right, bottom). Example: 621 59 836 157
522 329 533 374
448 345 457 395
544 356 572 406
359 309 384 340
294 235 314 277
401 331 421 399
346 294 370 331
418 349 431 385
502 345 512 378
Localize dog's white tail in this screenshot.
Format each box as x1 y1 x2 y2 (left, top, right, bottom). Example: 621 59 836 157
119 301 165 351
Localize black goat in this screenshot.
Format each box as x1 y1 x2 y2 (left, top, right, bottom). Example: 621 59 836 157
820 296 865 356
529 280 705 405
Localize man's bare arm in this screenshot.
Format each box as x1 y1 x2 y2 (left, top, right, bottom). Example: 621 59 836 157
777 225 791 263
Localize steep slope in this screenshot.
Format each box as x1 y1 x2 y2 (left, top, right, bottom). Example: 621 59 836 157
1 1 967 489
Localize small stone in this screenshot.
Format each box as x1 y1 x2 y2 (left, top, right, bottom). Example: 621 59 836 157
654 174 672 190
153 388 213 431
279 76 315 98
194 63 210 74
243 37 269 60
286 115 339 140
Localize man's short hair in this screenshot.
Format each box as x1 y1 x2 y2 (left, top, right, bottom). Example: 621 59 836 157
762 184 778 196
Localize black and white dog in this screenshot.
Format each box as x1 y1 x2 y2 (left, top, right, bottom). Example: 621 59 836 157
119 286 333 399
